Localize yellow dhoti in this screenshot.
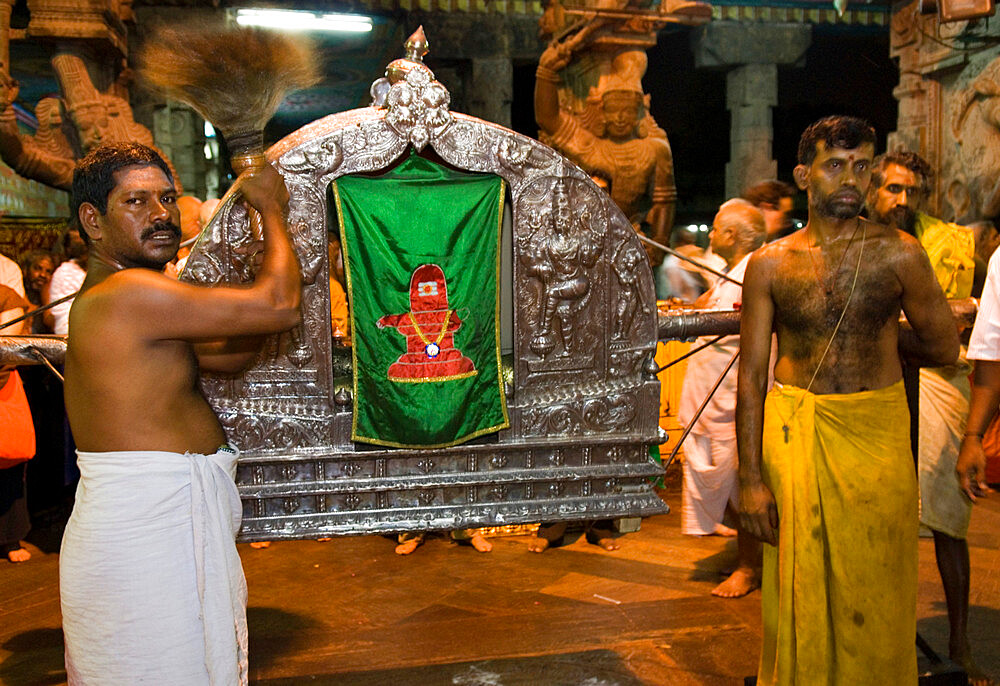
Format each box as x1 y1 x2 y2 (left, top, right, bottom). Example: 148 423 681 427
758 381 918 686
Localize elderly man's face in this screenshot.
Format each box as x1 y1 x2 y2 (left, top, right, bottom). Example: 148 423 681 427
868 163 926 234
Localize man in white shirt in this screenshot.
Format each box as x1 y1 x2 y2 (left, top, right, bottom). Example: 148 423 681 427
47 229 88 335
677 198 766 597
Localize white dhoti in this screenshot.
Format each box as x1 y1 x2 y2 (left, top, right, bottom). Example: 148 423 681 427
918 366 973 539
60 448 248 685
681 433 738 535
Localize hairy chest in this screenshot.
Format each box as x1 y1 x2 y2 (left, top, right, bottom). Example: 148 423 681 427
770 255 901 340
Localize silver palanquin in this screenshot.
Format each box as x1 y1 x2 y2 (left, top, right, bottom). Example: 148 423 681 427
177 32 668 541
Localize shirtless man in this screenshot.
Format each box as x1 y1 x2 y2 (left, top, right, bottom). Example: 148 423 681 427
737 116 959 684
60 142 300 684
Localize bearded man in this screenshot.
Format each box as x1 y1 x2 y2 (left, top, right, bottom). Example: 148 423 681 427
738 116 959 685
867 150 987 684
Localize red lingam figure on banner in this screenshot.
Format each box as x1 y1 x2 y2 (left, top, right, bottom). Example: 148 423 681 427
376 264 477 381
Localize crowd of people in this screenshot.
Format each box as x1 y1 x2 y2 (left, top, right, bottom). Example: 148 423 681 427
1 112 999 685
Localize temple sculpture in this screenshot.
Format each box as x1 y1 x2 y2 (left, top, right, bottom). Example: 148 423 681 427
890 0 1000 223
0 0 178 191
534 0 710 264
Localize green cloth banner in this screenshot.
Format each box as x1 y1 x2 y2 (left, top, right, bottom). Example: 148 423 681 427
334 152 509 448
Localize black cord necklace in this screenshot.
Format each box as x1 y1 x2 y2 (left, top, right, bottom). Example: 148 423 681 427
806 217 862 296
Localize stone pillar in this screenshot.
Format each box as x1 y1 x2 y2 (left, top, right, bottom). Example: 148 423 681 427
1 0 15 69
726 64 777 199
153 102 207 199
467 57 513 128
693 22 812 198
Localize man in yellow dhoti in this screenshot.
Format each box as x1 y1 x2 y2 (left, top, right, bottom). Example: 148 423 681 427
737 116 960 685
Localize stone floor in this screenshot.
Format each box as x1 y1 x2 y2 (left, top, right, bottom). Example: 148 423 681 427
1 473 998 685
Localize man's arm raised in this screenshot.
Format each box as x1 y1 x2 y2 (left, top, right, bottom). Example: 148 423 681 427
896 233 960 367
736 251 779 546
103 163 301 343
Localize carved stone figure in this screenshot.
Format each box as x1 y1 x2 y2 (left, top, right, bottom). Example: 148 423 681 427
952 55 1000 221
523 179 604 358
889 1 1000 223
0 51 179 191
0 80 75 188
535 7 692 265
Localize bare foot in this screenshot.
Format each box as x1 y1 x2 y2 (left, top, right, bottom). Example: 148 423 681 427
711 566 759 598
712 523 738 537
6 547 30 563
951 644 994 686
250 541 271 549
594 537 620 551
469 534 493 553
527 536 551 553
395 537 424 555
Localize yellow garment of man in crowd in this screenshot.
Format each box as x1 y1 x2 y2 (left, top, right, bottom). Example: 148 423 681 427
914 212 975 299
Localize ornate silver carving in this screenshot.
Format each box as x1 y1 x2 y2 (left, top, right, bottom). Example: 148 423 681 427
168 31 668 539
383 66 452 152
520 176 606 363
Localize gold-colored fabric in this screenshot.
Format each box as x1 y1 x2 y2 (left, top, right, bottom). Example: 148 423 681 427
759 381 917 686
915 212 975 299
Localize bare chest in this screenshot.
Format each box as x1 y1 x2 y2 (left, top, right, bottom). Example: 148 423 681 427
771 251 901 342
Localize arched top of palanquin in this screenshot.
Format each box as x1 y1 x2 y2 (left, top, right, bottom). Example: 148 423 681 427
182 28 659 453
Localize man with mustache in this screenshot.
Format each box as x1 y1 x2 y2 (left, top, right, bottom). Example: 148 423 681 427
737 116 959 684
60 142 301 684
866 151 987 684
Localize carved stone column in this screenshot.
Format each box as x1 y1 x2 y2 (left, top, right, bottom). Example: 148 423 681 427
467 57 512 128
1 0 15 69
693 22 812 198
726 64 777 199
153 102 207 199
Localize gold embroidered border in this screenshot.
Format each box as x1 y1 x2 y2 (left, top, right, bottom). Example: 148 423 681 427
493 179 510 429
391 370 478 384
332 181 365 444
351 420 511 450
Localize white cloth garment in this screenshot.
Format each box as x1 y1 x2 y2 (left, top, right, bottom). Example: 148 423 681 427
919 365 973 539
676 254 750 438
681 432 739 535
47 260 85 335
0 252 25 297
60 448 248 685
969 247 1000 361
677 254 753 535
